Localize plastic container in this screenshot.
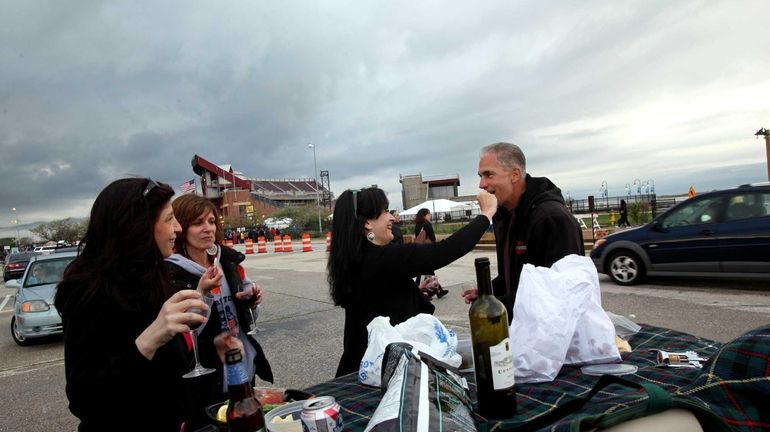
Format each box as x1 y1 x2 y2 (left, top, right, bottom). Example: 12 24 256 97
456 335 474 372
264 400 304 432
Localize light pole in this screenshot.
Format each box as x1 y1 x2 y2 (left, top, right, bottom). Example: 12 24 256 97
755 128 770 181
307 144 323 233
12 207 20 249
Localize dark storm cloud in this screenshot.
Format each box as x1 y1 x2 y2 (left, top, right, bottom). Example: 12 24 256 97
1 0 768 224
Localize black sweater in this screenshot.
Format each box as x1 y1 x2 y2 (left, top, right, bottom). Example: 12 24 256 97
335 215 491 377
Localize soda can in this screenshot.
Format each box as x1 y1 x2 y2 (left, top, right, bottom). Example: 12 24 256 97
300 396 343 432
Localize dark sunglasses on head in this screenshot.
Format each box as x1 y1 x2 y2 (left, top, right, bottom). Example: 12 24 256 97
143 178 159 198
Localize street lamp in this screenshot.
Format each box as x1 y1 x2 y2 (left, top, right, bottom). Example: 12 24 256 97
307 143 323 233
12 207 20 249
755 128 770 181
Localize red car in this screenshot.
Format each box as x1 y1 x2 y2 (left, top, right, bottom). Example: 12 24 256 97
3 252 36 282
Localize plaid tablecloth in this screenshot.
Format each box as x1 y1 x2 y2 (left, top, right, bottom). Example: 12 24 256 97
304 324 770 431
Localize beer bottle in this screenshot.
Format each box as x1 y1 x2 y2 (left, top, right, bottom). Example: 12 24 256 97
224 348 265 432
468 257 517 418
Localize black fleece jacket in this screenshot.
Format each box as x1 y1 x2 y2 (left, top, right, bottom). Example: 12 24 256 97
492 175 584 321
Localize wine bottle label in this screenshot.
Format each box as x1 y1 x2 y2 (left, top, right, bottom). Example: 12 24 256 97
489 338 515 390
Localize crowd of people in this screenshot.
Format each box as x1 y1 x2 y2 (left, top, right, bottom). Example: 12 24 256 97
54 142 584 430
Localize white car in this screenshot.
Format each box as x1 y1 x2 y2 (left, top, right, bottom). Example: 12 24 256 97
8 251 76 346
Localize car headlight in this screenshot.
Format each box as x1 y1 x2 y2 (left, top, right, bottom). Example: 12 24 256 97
594 238 606 249
21 300 50 313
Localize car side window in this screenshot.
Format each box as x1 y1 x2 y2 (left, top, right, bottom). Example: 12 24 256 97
726 193 770 221
660 196 724 228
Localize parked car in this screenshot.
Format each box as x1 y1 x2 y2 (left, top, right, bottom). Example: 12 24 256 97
3 252 36 282
8 251 76 346
591 183 770 285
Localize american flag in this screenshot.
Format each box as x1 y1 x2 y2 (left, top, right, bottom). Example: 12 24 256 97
179 179 195 194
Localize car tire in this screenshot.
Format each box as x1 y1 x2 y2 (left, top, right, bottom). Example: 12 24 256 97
607 250 645 286
11 316 32 347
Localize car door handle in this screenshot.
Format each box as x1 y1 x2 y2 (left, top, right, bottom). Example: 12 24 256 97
700 229 715 235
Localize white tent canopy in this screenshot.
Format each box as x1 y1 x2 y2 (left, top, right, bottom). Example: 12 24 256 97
401 199 461 216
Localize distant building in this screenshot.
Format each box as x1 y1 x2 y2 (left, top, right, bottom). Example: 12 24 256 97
190 154 333 227
400 173 460 210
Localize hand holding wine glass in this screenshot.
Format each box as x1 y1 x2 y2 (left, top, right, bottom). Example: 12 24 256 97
236 280 262 335
183 291 216 378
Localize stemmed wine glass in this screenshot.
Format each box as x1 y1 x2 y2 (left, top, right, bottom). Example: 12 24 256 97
183 292 216 378
241 281 262 335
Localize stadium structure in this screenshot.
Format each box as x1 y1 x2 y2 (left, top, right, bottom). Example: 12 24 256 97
190 154 332 226
399 173 461 210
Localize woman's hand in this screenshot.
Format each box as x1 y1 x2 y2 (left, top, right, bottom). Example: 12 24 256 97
214 329 245 363
197 264 223 294
135 290 209 360
477 190 498 220
236 280 263 309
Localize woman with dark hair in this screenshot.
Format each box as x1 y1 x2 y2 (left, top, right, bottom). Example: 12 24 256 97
327 187 497 377
164 194 273 412
413 208 449 298
54 178 237 431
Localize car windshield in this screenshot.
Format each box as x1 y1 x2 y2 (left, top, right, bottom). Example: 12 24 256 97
23 258 72 288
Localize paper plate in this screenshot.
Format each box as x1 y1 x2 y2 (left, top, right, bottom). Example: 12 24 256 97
581 363 638 376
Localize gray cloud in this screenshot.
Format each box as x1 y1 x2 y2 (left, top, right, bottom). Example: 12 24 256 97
1 0 768 225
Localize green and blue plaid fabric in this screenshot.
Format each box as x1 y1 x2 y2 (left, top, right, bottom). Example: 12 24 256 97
304 324 769 431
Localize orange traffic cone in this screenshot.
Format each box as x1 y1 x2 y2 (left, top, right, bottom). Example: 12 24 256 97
325 232 331 252
282 234 293 252
301 233 313 252
273 235 283 253
257 236 267 254
244 239 254 255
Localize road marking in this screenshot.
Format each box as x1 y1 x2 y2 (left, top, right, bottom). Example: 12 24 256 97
0 357 65 379
0 294 10 312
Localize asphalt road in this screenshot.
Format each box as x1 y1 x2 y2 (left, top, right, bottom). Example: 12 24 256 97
1 243 768 431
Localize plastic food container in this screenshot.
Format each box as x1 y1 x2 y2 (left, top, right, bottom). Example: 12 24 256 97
264 400 304 432
456 335 474 372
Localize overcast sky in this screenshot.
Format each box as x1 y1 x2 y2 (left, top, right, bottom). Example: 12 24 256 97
1 0 769 225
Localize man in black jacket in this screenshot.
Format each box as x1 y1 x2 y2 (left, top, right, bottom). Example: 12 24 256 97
472 142 584 321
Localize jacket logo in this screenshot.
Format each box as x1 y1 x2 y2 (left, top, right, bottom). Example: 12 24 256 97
515 241 526 254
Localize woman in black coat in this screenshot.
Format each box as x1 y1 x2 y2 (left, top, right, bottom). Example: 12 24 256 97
327 187 498 377
414 208 448 299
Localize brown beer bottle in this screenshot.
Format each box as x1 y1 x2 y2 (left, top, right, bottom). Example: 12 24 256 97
224 348 265 432
468 257 517 418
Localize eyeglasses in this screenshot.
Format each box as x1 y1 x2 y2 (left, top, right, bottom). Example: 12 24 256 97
143 178 159 198
351 189 360 217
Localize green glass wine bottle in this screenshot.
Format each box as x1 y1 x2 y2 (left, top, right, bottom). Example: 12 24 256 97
468 257 517 418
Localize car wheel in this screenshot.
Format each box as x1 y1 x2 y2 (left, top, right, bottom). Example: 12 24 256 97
607 251 645 286
11 316 32 346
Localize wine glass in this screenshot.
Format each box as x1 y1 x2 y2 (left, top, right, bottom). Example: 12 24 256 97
183 293 216 378
240 281 261 335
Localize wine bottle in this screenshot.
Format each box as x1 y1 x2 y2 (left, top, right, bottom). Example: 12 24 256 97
224 348 265 432
468 257 517 418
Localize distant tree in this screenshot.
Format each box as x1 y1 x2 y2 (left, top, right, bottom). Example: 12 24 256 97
271 204 331 232
31 218 88 244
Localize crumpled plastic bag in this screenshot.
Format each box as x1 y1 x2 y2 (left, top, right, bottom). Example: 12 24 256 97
510 254 620 383
359 314 461 387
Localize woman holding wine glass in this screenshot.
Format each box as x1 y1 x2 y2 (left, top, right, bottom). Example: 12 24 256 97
54 178 238 431
164 194 273 395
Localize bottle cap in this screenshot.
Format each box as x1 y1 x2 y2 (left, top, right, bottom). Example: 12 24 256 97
225 348 243 364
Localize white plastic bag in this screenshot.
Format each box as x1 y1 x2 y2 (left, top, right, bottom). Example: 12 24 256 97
359 314 461 387
510 255 620 383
